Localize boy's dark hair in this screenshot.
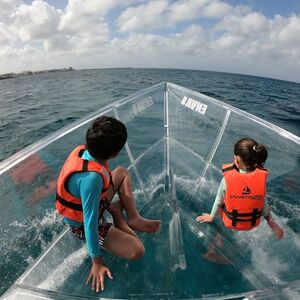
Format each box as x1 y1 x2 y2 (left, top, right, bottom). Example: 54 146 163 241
86 116 127 160
234 137 268 170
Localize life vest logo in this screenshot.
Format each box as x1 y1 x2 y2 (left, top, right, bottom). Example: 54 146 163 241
242 184 251 195
181 96 207 115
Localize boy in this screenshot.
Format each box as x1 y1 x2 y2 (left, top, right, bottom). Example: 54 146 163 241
56 116 161 292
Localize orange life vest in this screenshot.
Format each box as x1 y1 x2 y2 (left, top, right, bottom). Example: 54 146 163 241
55 145 111 223
221 163 268 231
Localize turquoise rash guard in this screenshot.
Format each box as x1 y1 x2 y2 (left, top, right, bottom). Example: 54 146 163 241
63 150 104 258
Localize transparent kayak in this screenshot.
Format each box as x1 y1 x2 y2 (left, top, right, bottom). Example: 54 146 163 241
1 82 299 299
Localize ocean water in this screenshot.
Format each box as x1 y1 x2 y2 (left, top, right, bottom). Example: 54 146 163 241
0 68 299 298
0 68 299 162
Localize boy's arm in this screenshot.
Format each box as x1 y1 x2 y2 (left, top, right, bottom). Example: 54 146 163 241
80 172 103 258
80 172 113 291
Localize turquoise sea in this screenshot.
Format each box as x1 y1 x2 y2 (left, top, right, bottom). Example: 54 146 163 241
0 68 299 298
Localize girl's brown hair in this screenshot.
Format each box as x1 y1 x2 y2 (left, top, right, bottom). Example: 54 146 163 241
234 138 268 170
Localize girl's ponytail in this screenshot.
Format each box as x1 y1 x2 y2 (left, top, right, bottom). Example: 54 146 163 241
253 143 268 168
234 138 268 170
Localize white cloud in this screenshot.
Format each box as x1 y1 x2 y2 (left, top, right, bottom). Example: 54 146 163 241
167 0 209 25
167 0 233 25
215 11 269 37
45 22 110 54
60 0 109 33
198 1 232 18
213 34 242 50
117 0 233 31
56 0 142 53
0 44 46 73
11 0 62 41
275 14 300 44
224 13 300 60
171 25 208 55
112 25 208 58
60 0 142 33
0 0 18 20
0 0 300 82
0 23 13 46
117 0 169 32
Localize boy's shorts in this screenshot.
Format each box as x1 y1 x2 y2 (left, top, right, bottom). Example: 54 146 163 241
70 220 112 246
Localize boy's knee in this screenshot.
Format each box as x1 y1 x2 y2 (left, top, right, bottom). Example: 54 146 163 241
130 242 145 260
116 166 129 178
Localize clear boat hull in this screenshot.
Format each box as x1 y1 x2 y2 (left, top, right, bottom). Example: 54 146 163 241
1 82 300 299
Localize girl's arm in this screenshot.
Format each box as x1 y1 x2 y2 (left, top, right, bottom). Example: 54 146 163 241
196 178 226 223
262 194 284 240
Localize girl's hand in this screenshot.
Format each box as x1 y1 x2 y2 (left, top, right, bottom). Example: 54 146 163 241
86 258 113 292
196 213 213 223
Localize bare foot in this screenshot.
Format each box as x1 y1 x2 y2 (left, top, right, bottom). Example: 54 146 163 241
128 216 161 233
203 238 231 265
216 233 223 248
203 251 231 265
267 218 284 240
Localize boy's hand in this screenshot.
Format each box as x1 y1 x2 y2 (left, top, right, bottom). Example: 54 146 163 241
196 213 213 223
86 257 113 292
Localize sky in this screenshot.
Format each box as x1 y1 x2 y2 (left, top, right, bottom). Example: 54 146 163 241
0 0 300 83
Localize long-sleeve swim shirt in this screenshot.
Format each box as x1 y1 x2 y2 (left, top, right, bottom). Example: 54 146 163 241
63 150 103 258
210 168 269 219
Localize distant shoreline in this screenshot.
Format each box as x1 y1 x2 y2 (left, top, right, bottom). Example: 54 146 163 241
0 67 298 84
0 67 74 80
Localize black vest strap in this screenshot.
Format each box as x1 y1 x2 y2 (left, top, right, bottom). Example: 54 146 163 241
82 158 110 195
56 193 83 211
231 209 238 227
251 208 259 227
101 172 114 193
222 164 239 173
82 159 89 171
222 205 262 227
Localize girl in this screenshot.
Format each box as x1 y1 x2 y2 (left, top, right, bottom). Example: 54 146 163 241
196 137 284 240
